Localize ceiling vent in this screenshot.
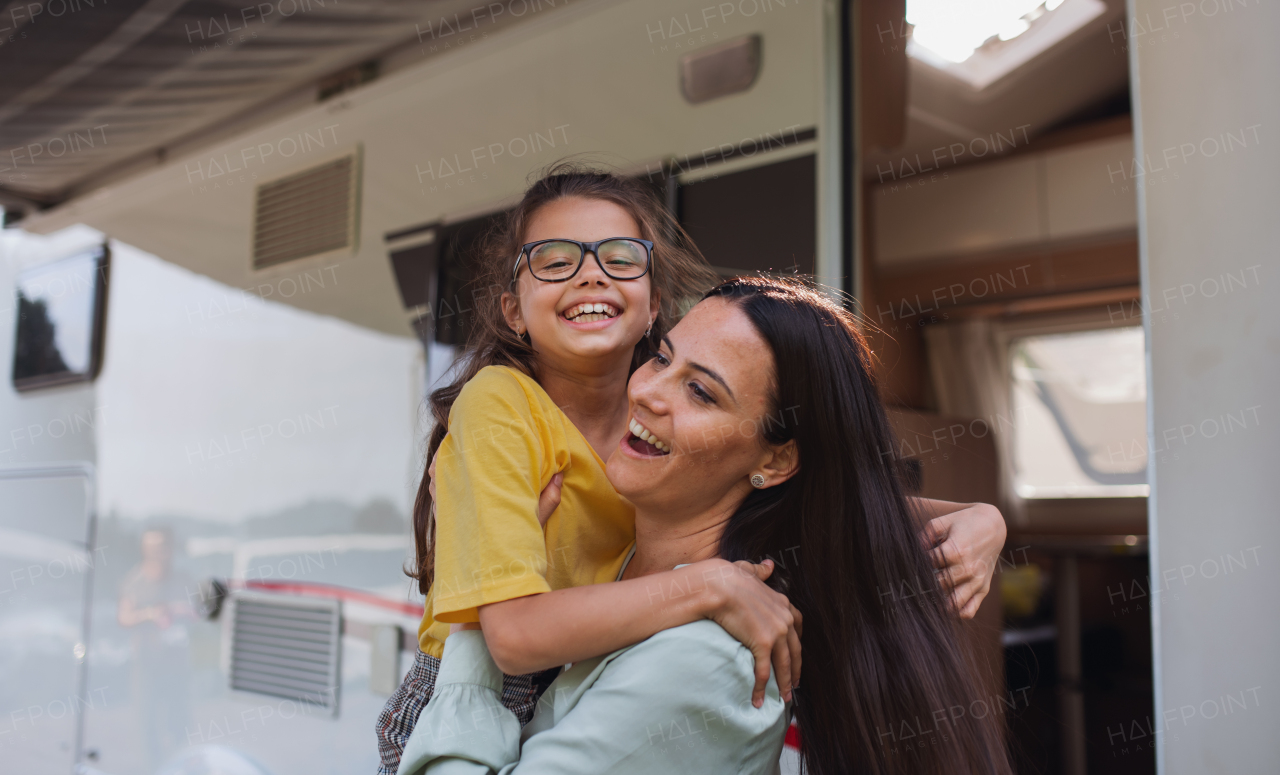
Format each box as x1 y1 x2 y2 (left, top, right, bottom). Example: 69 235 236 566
228 592 342 714
680 35 762 104
253 152 360 270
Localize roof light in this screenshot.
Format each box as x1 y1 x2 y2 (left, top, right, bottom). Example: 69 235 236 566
998 18 1032 41
907 0 1107 89
907 0 1046 63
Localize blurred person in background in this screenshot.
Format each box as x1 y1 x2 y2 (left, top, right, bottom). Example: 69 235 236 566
118 528 195 770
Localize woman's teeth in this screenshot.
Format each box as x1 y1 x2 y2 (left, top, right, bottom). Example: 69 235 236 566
629 418 669 453
564 302 619 323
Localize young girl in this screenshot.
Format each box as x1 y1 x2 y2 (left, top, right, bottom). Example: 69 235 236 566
376 164 1006 774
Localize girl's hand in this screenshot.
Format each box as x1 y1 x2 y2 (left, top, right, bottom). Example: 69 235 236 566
921 502 1007 619
697 558 802 708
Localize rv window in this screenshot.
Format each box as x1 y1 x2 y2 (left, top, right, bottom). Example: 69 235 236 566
12 246 109 391
1011 326 1148 498
389 240 438 351
679 154 816 277
433 212 508 347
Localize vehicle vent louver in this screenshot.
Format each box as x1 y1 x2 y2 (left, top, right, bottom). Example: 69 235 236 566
253 153 359 269
229 593 341 715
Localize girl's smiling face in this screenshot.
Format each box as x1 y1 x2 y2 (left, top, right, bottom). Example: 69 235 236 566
503 196 658 375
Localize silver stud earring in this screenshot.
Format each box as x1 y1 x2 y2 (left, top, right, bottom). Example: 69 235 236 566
750 474 766 488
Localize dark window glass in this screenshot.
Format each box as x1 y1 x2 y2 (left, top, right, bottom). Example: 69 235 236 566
679 154 816 276
389 241 437 311
385 211 508 348
12 246 109 391
433 212 507 347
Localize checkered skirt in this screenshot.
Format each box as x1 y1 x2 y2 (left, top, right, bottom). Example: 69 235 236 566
375 649 559 775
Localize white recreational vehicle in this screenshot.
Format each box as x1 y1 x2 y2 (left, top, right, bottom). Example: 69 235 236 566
1 0 1276 773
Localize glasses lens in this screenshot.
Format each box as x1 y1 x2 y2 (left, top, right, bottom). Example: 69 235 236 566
597 240 648 278
528 241 583 279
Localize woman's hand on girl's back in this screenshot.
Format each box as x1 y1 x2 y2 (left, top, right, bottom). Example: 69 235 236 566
535 472 564 528
695 558 802 709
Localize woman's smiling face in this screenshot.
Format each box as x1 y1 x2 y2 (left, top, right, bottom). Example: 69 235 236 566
607 296 797 517
503 196 658 372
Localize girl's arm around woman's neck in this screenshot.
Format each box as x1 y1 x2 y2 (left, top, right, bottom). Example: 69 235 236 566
476 553 797 708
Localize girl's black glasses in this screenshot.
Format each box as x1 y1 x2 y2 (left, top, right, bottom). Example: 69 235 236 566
512 238 653 283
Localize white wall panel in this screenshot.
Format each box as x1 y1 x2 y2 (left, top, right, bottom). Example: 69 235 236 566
1045 135 1136 240
1130 0 1280 771
873 134 1139 266
874 155 1044 265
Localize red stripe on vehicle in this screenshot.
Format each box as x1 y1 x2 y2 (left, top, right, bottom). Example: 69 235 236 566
240 579 425 617
785 722 801 750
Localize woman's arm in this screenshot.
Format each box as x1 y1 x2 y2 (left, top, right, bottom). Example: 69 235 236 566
398 630 522 775
399 625 788 775
908 497 1008 619
478 558 799 709
509 621 787 774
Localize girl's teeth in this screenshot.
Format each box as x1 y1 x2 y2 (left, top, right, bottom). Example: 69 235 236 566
566 303 617 320
567 303 617 323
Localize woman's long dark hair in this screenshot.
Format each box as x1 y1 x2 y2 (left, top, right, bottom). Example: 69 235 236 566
407 161 719 594
709 277 1012 775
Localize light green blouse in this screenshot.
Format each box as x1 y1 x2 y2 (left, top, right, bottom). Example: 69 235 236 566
396 621 789 775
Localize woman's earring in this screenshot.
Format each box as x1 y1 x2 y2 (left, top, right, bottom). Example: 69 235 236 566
645 319 654 338
750 474 766 488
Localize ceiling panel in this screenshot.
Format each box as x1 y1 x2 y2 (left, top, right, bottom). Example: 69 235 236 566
0 0 540 208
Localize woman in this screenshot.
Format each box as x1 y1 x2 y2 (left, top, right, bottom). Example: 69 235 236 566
377 165 1007 775
398 277 1013 775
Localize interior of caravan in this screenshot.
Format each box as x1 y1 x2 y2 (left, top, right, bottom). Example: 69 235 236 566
857 3 1149 774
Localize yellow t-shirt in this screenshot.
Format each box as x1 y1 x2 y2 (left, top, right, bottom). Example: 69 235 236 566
417 365 636 657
